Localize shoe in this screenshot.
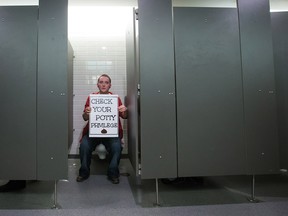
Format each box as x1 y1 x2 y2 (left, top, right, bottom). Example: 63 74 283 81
76 175 89 182
0 180 26 192
108 176 119 184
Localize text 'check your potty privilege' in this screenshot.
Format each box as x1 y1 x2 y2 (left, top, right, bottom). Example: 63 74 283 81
89 94 119 137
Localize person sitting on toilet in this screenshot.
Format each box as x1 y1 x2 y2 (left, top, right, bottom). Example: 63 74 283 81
76 74 128 184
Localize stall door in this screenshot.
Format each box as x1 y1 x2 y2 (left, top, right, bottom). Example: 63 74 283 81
174 7 246 177
0 6 38 179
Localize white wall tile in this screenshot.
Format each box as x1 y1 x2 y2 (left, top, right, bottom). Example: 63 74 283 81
68 6 131 155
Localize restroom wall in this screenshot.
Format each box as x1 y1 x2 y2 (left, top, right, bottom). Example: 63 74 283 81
68 7 130 155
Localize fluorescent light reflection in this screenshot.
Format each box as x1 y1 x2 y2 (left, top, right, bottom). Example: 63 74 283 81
0 0 38 5
68 6 132 38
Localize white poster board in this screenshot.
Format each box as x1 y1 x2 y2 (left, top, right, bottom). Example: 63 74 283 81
89 94 119 137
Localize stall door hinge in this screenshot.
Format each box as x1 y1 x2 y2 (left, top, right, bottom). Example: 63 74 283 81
135 8 139 20
138 163 141 175
137 83 140 96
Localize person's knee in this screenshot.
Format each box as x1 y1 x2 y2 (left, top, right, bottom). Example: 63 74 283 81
111 143 121 154
79 137 92 152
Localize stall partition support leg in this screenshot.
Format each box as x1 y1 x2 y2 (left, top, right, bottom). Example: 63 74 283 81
51 180 61 209
154 178 161 206
247 175 259 203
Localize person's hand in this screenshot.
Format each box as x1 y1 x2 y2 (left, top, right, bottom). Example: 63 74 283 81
83 106 91 121
118 105 127 113
118 105 128 119
85 107 91 114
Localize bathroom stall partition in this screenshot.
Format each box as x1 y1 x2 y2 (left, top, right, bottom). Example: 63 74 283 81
271 11 288 170
127 0 282 181
0 0 71 181
0 6 38 179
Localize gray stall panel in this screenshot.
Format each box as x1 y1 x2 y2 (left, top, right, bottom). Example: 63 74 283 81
271 12 288 169
126 8 139 174
68 41 74 149
238 0 279 174
0 6 38 179
174 7 246 177
138 0 177 179
37 0 68 180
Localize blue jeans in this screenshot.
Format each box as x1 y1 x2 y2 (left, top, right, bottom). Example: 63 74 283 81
79 135 122 178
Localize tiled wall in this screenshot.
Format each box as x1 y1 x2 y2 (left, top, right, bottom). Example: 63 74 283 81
68 7 131 155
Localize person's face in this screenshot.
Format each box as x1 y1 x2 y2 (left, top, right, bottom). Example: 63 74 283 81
97 76 111 94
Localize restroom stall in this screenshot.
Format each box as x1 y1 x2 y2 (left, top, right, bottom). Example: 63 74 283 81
127 0 283 180
0 0 71 180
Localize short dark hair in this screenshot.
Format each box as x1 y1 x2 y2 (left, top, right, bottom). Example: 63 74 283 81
98 74 111 83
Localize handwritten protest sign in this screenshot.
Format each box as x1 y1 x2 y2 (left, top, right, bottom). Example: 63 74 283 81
89 94 119 137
